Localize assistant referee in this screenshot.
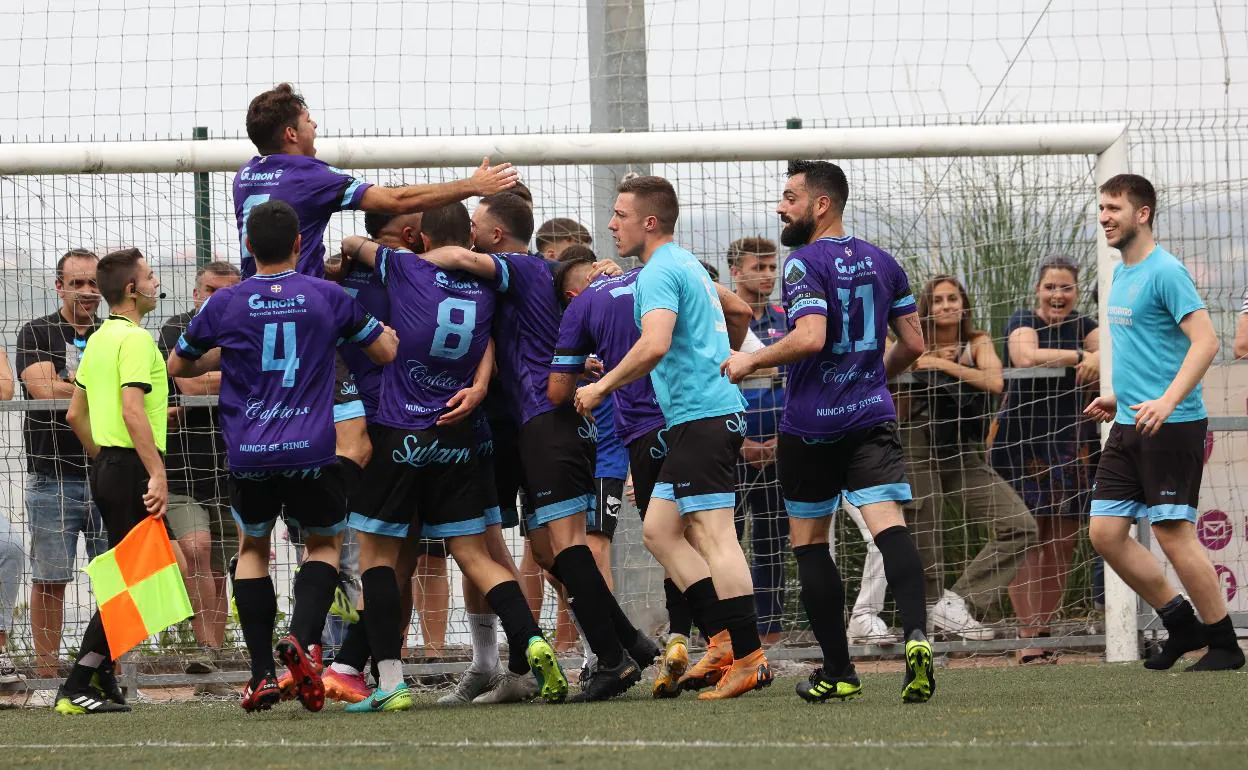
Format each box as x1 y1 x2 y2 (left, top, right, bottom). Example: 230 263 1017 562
58 247 170 715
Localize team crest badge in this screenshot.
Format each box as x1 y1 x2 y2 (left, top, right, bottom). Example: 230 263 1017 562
784 257 807 285
271 284 282 294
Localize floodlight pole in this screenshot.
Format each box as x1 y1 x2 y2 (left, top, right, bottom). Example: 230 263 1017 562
1093 131 1140 663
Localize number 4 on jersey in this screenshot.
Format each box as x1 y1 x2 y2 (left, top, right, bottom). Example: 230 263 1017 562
262 322 300 387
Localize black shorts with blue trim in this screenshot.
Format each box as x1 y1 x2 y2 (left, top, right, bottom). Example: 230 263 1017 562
1090 420 1206 525
349 421 486 539
229 461 348 538
486 416 525 529
588 476 624 540
519 405 597 530
626 425 670 518
332 352 365 424
778 421 911 519
652 413 745 516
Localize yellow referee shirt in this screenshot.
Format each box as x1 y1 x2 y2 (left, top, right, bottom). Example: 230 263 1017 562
74 314 169 452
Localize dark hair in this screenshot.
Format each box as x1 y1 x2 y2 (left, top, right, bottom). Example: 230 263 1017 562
96 248 145 306
536 218 591 252
247 200 300 265
509 181 533 207
364 212 394 239
479 192 535 245
246 83 307 155
786 160 849 215
617 176 679 234
1036 253 1080 286
917 274 984 348
420 202 473 249
56 248 98 282
1099 173 1157 226
726 236 777 267
196 260 240 283
699 260 720 282
554 256 595 305
556 243 597 263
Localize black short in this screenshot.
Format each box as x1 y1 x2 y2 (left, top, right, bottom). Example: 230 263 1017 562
485 417 524 529
1091 420 1207 524
350 422 486 539
519 405 596 529
626 426 670 518
229 461 348 538
653 413 745 516
777 421 911 519
415 538 448 559
588 477 624 540
89 447 173 547
333 352 364 423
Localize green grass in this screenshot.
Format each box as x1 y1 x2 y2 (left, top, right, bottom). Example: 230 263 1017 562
5 664 1245 769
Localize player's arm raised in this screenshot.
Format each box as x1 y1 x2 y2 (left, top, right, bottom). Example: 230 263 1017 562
574 309 675 417
359 157 517 215
721 314 823 384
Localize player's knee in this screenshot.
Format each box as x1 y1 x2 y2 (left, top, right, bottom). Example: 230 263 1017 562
1088 518 1127 554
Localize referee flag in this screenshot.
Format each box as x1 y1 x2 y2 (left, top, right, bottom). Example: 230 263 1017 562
84 516 194 658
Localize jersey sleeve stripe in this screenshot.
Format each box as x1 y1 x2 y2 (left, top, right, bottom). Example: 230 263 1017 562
175 334 205 358
789 297 827 314
552 354 588 367
891 294 917 310
495 256 511 293
343 316 380 345
340 179 365 209
122 381 153 393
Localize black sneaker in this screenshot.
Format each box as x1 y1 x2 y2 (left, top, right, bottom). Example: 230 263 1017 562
796 665 863 703
92 668 127 705
569 653 641 702
54 686 131 714
628 635 660 670
1145 618 1206 670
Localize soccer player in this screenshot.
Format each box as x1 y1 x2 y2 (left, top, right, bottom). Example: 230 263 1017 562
572 176 772 701
536 217 592 262
234 83 517 523
419 192 657 702
1084 174 1244 672
338 202 567 712
57 248 167 715
721 160 935 703
169 200 397 713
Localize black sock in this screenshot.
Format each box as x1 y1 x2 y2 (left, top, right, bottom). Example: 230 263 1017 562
717 595 762 658
337 455 363 499
64 612 110 691
875 525 927 639
608 596 641 649
1187 614 1246 672
361 566 402 665
289 559 339 648
794 543 850 675
554 544 624 667
486 581 541 675
1144 595 1204 670
234 576 278 681
684 577 721 637
334 611 371 671
664 578 694 638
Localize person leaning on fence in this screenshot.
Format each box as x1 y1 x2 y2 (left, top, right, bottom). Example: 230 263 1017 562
15 248 108 701
57 247 172 715
992 255 1101 664
899 275 1036 642
0 351 24 685
156 260 241 691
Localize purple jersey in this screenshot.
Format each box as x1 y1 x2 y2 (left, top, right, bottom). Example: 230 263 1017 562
488 252 560 425
175 270 383 471
552 269 665 446
339 263 390 418
780 236 916 439
374 247 500 431
233 154 372 278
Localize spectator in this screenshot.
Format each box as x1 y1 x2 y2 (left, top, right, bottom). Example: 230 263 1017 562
157 261 241 692
16 249 107 701
1233 287 1248 359
901 275 1036 640
0 346 22 684
728 236 788 645
993 255 1101 663
536 217 592 262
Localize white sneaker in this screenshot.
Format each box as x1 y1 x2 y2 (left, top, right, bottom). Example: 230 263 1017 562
928 590 994 641
847 613 900 645
0 653 23 684
471 669 538 704
24 688 57 708
438 667 502 706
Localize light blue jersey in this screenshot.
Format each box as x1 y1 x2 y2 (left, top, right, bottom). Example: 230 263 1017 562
634 242 746 427
1106 245 1206 424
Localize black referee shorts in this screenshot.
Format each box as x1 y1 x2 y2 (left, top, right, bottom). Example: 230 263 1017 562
89 447 174 548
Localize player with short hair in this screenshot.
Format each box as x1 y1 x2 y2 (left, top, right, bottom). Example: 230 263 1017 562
722 160 934 703
169 200 397 713
574 175 773 701
1084 174 1244 672
419 192 657 703
536 217 592 262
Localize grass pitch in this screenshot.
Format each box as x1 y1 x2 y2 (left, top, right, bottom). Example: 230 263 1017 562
3 663 1244 770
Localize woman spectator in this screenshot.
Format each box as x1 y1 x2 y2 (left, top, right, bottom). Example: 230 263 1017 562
993 255 1100 663
900 275 1036 641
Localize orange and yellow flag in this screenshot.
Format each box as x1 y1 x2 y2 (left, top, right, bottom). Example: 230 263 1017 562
84 516 194 658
